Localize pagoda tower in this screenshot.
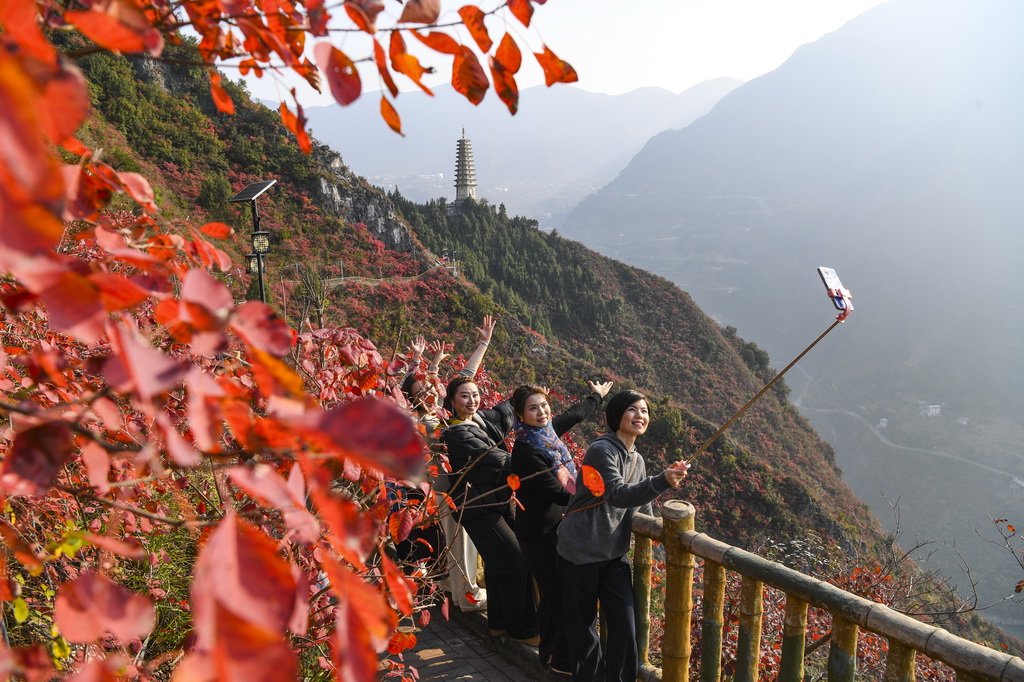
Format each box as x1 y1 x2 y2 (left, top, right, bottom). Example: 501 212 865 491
452 129 477 208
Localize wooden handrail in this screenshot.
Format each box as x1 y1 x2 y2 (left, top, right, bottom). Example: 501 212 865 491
630 500 1024 681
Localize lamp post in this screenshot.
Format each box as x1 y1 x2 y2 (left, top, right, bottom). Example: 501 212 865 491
229 180 277 304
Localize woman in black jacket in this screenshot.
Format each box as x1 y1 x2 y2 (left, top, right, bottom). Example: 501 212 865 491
439 318 539 644
510 381 612 676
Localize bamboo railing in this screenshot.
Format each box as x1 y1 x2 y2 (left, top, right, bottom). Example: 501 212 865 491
630 500 1024 681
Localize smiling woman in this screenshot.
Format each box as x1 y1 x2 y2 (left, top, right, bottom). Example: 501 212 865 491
556 390 689 681
439 316 540 644
510 380 611 675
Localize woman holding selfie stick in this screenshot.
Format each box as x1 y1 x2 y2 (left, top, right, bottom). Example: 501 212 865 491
557 390 688 682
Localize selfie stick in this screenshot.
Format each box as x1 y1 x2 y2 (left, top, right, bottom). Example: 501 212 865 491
683 268 853 467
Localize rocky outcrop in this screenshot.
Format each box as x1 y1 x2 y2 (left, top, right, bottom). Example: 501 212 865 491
310 144 417 254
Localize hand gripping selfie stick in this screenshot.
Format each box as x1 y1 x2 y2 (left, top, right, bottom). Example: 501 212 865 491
682 267 854 467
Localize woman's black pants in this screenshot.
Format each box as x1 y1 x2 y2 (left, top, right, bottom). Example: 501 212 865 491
462 511 538 640
558 554 637 682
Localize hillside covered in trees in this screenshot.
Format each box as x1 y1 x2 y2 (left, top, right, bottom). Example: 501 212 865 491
71 32 875 552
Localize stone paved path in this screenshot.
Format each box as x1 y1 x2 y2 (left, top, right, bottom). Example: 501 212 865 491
396 606 547 681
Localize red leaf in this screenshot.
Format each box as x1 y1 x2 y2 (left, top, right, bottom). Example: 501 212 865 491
230 464 299 510
342 0 384 33
452 46 488 105
0 0 57 64
64 9 147 54
54 573 155 644
199 222 233 239
66 0 163 54
157 413 202 466
37 61 90 146
495 32 522 74
103 323 190 401
80 441 111 494
182 269 233 317
229 464 320 544
89 272 150 311
176 604 297 682
381 552 414 616
2 421 74 494
411 30 461 56
508 0 533 27
458 5 492 53
534 44 578 86
290 398 424 478
230 301 293 357
582 465 605 496
0 54 66 225
306 0 330 36
80 534 147 561
209 70 235 114
118 172 157 212
372 39 399 98
191 513 300 651
212 605 297 681
7 646 53 682
315 43 361 105
1008 525 1016 533
387 630 417 655
246 346 306 410
398 0 440 24
320 553 394 646
388 508 416 543
389 31 433 95
16 258 106 343
278 102 312 154
377 96 404 136
506 474 521 491
489 33 521 114
64 656 127 682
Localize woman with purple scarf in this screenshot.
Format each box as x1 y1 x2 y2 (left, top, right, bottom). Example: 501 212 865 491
510 380 613 677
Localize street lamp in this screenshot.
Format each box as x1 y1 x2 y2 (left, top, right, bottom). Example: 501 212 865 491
228 180 277 304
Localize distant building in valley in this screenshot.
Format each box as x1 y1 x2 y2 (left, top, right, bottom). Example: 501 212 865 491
922 404 941 417
451 129 477 212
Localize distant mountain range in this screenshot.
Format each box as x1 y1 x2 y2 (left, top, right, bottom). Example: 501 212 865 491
559 0 1024 629
298 79 741 227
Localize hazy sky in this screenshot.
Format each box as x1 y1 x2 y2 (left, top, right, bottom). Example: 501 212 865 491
242 0 891 105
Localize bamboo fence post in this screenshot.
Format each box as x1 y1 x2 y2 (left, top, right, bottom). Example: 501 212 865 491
883 640 916 682
779 595 808 681
827 616 858 682
633 533 656 676
734 577 764 682
701 561 726 682
661 501 696 682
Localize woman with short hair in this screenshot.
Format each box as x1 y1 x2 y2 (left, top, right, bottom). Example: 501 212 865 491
557 390 688 682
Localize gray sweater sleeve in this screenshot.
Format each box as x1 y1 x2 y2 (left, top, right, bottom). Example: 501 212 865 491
557 436 671 564
591 439 671 508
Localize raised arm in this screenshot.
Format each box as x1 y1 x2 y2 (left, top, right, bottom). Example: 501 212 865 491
460 314 496 378
426 339 448 376
552 380 614 437
408 335 426 369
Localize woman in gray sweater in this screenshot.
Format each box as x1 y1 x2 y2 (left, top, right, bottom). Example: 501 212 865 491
557 390 688 682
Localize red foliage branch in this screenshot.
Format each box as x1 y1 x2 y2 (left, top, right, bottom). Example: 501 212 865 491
0 0 580 677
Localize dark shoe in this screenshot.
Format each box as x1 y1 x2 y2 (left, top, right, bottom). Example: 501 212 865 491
548 664 572 678
512 634 541 647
